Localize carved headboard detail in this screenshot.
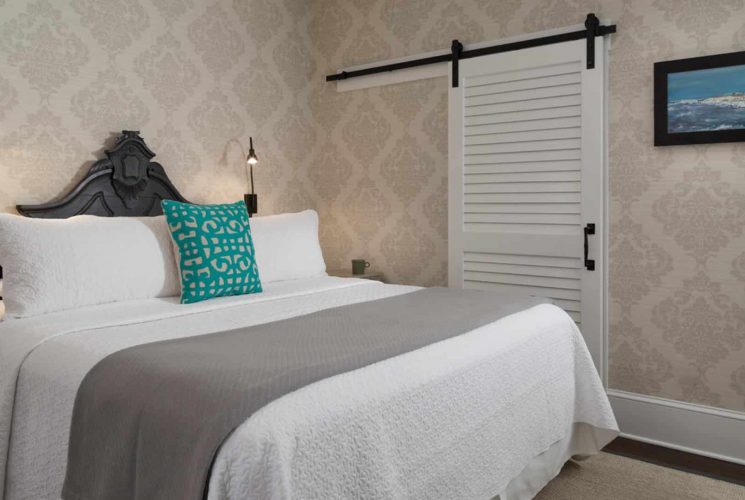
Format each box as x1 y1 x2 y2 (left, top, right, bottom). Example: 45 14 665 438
16 130 189 218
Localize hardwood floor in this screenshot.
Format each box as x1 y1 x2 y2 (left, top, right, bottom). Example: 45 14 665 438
604 437 745 486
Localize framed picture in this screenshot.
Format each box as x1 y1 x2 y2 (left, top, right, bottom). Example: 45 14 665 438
654 50 745 146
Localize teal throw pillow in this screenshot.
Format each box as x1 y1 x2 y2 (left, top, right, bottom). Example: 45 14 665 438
161 200 262 304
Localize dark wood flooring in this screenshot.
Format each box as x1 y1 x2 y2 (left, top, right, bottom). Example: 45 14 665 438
604 437 745 486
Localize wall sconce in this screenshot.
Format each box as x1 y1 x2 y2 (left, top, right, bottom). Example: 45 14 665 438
244 137 258 216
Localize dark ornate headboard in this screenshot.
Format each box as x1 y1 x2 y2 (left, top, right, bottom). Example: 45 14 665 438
16 130 189 218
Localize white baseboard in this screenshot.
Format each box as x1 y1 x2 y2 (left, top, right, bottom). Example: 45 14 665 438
607 389 745 465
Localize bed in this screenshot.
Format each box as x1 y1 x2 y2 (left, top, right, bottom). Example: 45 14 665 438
0 132 618 500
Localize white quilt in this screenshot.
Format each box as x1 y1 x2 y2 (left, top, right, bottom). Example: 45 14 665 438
0 277 617 500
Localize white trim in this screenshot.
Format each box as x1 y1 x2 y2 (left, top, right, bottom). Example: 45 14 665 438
446 58 463 288
334 24 587 92
602 37 611 387
608 389 745 465
579 36 606 380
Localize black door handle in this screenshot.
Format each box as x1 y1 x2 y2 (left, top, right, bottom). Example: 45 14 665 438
584 223 595 271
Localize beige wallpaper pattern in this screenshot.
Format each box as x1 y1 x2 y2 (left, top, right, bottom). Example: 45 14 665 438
307 0 745 412
0 0 744 412
0 0 316 216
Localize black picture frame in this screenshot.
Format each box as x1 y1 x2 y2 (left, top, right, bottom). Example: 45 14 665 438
654 50 745 146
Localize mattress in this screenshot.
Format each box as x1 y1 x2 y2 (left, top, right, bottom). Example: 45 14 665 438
0 276 618 499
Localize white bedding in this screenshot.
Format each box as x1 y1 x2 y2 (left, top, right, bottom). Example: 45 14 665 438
0 277 617 499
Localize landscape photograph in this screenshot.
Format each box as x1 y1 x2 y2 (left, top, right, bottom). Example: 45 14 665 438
667 63 745 133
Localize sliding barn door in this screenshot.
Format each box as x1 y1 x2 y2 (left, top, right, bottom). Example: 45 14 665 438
448 38 605 375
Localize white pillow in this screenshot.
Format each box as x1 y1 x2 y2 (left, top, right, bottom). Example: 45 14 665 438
249 210 326 284
0 214 179 318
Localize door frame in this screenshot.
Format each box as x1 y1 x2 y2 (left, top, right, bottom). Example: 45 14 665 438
447 37 610 386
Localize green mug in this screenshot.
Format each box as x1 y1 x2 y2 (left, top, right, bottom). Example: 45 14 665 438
352 259 370 275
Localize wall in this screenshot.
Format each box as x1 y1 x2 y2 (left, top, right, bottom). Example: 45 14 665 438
0 0 316 215
309 0 745 413
1 0 743 414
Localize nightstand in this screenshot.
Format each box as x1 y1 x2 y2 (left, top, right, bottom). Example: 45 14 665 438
328 269 384 282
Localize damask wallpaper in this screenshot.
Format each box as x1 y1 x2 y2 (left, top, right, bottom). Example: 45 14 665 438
0 0 744 413
0 0 317 216
307 0 745 413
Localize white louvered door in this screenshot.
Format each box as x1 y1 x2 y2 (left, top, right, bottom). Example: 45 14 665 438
448 38 605 376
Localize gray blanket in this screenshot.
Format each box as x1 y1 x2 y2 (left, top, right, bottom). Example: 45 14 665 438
62 287 547 500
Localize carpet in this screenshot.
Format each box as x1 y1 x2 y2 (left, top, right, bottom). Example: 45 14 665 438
534 452 745 499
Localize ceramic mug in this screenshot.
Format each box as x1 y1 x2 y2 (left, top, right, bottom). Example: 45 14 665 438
352 259 370 275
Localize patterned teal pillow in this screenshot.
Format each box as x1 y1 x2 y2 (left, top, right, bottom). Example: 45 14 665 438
161 200 262 304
